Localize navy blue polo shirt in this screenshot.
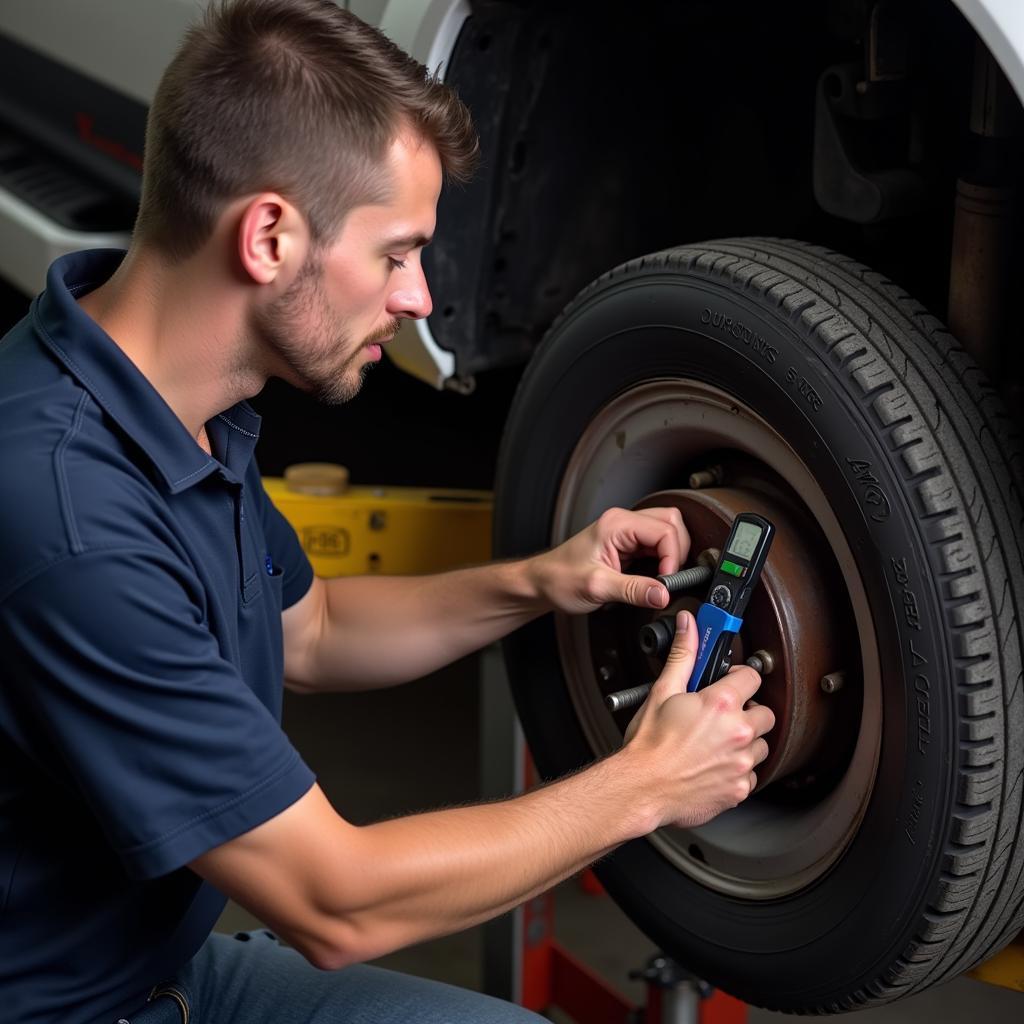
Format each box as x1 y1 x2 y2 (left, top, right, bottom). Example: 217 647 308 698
0 250 317 1024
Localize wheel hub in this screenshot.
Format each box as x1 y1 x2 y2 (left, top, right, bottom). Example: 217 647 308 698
628 487 860 789
552 378 880 898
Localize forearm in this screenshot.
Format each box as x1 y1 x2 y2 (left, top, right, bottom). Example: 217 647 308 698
196 625 773 971
294 559 549 691
263 752 652 967
284 506 689 693
345 755 650 952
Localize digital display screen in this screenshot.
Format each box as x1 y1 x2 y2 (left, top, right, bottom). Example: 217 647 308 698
727 521 762 561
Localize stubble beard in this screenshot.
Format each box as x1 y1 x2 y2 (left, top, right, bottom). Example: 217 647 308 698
253 257 397 406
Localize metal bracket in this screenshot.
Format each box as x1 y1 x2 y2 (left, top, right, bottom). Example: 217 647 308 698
812 62 926 223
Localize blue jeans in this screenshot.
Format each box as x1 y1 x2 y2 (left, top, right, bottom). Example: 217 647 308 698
115 930 546 1024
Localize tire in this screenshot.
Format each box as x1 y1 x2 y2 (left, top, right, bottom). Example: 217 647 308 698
493 238 1024 1012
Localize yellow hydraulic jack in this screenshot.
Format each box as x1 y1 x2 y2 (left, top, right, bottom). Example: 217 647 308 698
969 934 1024 993
264 462 492 578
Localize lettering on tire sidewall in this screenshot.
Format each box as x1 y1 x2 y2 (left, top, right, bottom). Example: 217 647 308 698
696 304 831 418
700 306 779 366
694 297 949 867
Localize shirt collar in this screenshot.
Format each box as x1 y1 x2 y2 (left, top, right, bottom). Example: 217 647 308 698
32 249 262 493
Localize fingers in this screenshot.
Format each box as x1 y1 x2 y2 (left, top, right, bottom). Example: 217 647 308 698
649 611 697 699
720 663 764 706
751 736 770 767
582 506 692 610
599 507 689 598
634 506 690 576
698 670 774 745
745 701 776 739
584 567 668 609
589 566 677 610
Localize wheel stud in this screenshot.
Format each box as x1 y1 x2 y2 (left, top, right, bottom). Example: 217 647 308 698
747 649 776 675
656 564 712 594
689 464 725 489
605 683 653 713
820 671 845 694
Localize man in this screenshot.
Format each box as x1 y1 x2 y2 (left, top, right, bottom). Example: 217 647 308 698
0 2 774 1022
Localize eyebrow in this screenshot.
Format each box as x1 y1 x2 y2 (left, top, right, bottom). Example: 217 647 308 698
381 233 432 251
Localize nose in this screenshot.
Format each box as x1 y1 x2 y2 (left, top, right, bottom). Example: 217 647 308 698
387 262 433 320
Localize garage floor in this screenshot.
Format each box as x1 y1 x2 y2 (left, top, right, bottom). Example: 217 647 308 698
216 655 1024 1022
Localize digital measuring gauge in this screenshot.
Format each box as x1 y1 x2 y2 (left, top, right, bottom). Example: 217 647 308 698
604 511 775 713
689 512 774 692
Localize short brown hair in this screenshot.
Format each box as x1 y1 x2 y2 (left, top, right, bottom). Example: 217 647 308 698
134 0 478 260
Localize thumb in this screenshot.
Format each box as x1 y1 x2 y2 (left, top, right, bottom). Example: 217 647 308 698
592 568 669 609
651 611 697 698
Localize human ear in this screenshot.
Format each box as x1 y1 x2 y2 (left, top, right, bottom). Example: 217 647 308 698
237 193 308 285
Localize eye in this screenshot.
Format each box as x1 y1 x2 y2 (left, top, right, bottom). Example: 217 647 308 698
388 256 408 271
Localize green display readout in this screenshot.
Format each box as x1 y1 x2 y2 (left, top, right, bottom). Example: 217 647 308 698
721 559 745 577
727 521 763 561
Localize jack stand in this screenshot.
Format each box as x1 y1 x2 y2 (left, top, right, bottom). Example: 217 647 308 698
633 955 744 1024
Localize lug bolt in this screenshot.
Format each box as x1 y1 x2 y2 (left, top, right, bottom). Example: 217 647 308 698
821 672 845 694
689 464 725 489
746 649 776 675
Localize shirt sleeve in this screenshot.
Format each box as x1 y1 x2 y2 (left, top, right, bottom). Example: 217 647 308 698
253 472 314 610
0 547 316 880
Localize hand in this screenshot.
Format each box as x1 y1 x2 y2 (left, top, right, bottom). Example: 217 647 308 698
622 611 775 829
527 506 690 613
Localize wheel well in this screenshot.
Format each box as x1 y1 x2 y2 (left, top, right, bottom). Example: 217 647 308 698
428 0 1021 391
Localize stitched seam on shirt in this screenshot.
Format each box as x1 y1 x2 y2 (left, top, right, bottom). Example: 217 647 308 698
216 414 258 438
52 391 90 555
33 303 114 411
124 752 304 856
33 303 213 491
68 280 105 297
0 544 196 605
170 462 213 488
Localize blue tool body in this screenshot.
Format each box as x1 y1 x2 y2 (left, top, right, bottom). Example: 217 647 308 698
688 603 743 692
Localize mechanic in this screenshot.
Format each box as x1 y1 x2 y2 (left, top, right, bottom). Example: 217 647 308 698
0 2 774 1023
